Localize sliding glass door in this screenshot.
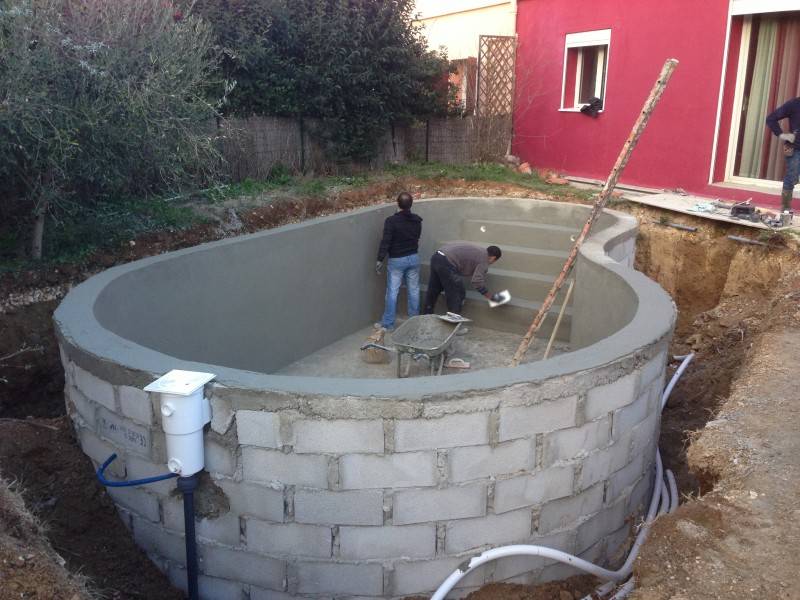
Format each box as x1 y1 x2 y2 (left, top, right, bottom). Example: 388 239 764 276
730 12 800 184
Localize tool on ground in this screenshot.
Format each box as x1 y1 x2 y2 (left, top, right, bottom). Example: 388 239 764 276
360 314 461 377
488 290 511 308
510 58 679 367
361 328 390 364
730 200 759 222
438 312 472 324
445 357 471 369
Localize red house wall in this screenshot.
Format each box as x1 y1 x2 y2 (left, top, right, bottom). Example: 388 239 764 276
512 0 779 207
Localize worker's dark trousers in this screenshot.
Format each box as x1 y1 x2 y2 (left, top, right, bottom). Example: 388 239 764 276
423 252 465 315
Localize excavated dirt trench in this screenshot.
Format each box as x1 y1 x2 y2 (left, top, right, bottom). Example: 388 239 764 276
1 183 798 600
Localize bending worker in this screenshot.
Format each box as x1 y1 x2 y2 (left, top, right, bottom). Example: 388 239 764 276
766 95 799 213
423 242 503 317
375 192 423 331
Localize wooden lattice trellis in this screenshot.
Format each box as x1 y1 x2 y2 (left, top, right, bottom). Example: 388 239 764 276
476 35 516 117
475 35 516 160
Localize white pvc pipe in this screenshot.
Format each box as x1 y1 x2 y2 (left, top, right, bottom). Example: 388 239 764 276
661 353 695 410
666 469 679 513
607 577 637 600
431 454 667 600
431 352 695 600
658 479 669 516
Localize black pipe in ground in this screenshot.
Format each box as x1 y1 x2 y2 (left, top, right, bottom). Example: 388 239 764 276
177 474 200 600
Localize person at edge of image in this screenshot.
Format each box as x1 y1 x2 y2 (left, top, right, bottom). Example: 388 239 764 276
374 191 422 332
422 242 504 334
766 95 800 214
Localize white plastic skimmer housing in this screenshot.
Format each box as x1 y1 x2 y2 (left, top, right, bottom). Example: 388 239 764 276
144 370 215 476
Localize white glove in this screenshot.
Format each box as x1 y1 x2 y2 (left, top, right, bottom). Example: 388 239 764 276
779 133 796 144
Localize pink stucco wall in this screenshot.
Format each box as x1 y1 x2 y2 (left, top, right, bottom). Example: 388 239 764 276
512 0 782 208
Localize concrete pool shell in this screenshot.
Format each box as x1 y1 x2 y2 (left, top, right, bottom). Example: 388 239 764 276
54 197 676 598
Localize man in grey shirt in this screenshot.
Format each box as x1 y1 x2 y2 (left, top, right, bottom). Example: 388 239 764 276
423 242 503 315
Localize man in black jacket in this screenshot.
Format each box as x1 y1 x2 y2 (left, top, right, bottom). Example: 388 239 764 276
375 192 422 330
766 96 800 213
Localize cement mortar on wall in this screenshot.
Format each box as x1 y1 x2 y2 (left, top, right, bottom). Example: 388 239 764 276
54 198 676 599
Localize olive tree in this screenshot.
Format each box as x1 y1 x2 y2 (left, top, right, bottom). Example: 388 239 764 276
0 0 225 259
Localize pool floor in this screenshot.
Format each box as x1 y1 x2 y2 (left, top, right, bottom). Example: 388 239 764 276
277 321 569 378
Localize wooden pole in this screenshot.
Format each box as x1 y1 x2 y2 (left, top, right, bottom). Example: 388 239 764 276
543 279 574 360
510 58 679 367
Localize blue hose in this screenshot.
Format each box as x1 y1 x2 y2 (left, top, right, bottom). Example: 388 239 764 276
96 453 178 487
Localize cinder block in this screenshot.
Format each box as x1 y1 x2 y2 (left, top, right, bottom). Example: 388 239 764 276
210 393 235 435
339 523 435 559
577 437 632 491
605 523 632 567
119 385 153 426
498 397 578 442
493 466 574 514
249 589 296 600
393 484 486 525
640 350 667 388
630 413 660 462
163 497 240 546
125 454 176 496
217 478 285 523
606 453 646 504
575 499 627 554
490 530 574 581
449 439 533 483
204 437 236 476
584 373 637 421
242 448 329 489
445 509 531 553
627 469 655 516
67 387 96 427
340 452 436 489
133 516 185 564
78 427 125 478
294 489 384 526
295 561 383 595
73 365 115 411
236 410 280 448
394 413 490 452
168 565 244 600
246 520 331 558
293 419 384 454
96 406 151 456
542 418 610 466
612 390 651 440
392 557 485 595
537 483 604 534
107 486 160 523
199 545 285 591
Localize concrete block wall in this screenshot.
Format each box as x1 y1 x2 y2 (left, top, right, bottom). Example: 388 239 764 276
61 341 669 599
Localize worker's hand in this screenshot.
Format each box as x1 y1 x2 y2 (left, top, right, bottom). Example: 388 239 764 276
375 261 383 274
490 292 504 302
779 132 796 144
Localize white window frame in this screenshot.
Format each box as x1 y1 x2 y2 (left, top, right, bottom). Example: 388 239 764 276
560 28 611 112
723 12 797 191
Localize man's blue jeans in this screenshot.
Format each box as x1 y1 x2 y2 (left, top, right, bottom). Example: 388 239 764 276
784 149 800 192
380 254 420 329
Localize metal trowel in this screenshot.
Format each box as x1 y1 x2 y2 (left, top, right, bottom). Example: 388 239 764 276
488 290 511 308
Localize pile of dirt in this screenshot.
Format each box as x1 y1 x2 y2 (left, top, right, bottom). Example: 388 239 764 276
0 418 181 600
633 328 800 600
0 471 92 600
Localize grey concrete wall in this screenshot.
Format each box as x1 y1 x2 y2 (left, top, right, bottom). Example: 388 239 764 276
54 198 676 599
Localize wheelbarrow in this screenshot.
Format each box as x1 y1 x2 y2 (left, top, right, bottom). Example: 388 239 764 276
360 315 462 378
